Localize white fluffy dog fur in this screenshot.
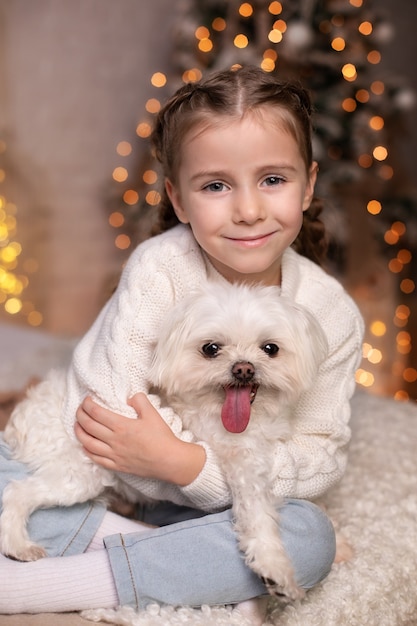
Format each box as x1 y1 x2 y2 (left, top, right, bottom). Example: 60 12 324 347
0 282 327 606
148 282 328 602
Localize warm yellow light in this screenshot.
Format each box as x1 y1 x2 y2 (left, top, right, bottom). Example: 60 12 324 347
182 68 203 82
396 331 411 347
367 200 382 215
403 368 417 383
356 89 369 103
261 58 275 72
145 190 161 206
145 98 161 114
358 154 373 168
150 72 167 88
109 212 125 228
400 279 415 294
388 258 403 273
392 221 406 236
384 229 399 245
362 342 372 357
27 310 43 327
234 34 249 48
263 49 277 60
143 170 158 184
239 3 253 17
112 167 128 183
370 320 386 337
268 1 282 15
195 26 210 40
371 81 384 95
198 38 213 52
373 146 388 161
342 98 357 112
367 50 381 64
123 190 139 205
369 116 384 130
116 141 132 157
268 29 283 43
136 122 152 138
349 0 363 6
355 369 375 387
273 19 287 32
397 249 412 264
342 63 357 81
331 37 345 51
367 348 382 364
212 17 226 31
115 234 131 250
359 21 373 36
395 304 410 320
4 297 22 314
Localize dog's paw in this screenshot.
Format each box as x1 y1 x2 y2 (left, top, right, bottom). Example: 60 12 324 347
245 541 304 601
1 541 47 562
261 575 304 601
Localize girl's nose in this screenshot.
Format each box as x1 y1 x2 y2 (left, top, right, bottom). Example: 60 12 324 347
233 188 265 223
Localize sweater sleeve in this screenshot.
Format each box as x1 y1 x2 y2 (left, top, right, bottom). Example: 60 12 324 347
62 228 231 509
269 295 364 500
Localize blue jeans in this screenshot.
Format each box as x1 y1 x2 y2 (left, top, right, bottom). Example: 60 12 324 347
0 435 336 609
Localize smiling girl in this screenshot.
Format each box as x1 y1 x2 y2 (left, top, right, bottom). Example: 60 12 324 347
0 65 363 617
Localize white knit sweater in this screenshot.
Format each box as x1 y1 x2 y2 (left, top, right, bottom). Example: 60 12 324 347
63 224 364 511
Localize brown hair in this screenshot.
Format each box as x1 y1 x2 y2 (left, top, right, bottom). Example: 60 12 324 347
151 65 327 265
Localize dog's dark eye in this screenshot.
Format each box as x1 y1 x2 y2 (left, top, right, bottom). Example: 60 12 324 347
201 342 221 358
261 343 279 357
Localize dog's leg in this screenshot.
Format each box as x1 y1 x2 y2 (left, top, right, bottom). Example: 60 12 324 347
0 468 106 561
0 478 53 560
221 451 304 603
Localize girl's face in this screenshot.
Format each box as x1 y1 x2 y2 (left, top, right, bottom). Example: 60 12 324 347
165 110 317 286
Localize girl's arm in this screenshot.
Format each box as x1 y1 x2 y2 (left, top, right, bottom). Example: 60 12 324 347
75 393 206 487
270 311 364 500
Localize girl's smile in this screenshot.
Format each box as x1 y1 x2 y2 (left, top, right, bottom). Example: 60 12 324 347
166 111 317 286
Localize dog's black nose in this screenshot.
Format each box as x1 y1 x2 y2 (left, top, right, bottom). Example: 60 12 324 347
232 361 255 383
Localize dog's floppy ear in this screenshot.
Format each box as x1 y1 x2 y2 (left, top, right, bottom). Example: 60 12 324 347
284 302 328 389
148 297 197 393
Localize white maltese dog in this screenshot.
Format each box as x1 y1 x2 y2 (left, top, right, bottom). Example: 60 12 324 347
148 282 328 603
0 282 327 614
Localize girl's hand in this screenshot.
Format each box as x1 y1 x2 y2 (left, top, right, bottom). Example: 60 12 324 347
74 393 206 486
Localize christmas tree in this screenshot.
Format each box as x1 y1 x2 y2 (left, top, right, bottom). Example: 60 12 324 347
108 0 417 400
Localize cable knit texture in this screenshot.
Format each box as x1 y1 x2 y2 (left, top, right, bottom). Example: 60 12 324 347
63 224 364 511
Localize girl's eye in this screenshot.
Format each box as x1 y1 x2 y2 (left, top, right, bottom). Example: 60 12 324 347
261 343 280 357
201 342 222 358
204 181 227 192
263 175 284 186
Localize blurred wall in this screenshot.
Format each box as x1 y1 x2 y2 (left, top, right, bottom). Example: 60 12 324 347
0 0 174 335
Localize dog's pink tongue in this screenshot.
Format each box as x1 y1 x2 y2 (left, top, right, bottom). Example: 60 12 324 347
221 386 251 433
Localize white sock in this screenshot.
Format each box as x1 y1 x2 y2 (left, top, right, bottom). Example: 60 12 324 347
0 550 119 614
87 509 151 552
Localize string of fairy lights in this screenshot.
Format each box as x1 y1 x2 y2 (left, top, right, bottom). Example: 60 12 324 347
1 0 415 400
0 139 42 327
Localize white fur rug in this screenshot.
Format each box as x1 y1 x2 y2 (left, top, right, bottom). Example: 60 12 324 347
2 323 417 625
81 392 417 626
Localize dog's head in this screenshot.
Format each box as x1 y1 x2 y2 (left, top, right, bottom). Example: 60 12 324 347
149 282 328 433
